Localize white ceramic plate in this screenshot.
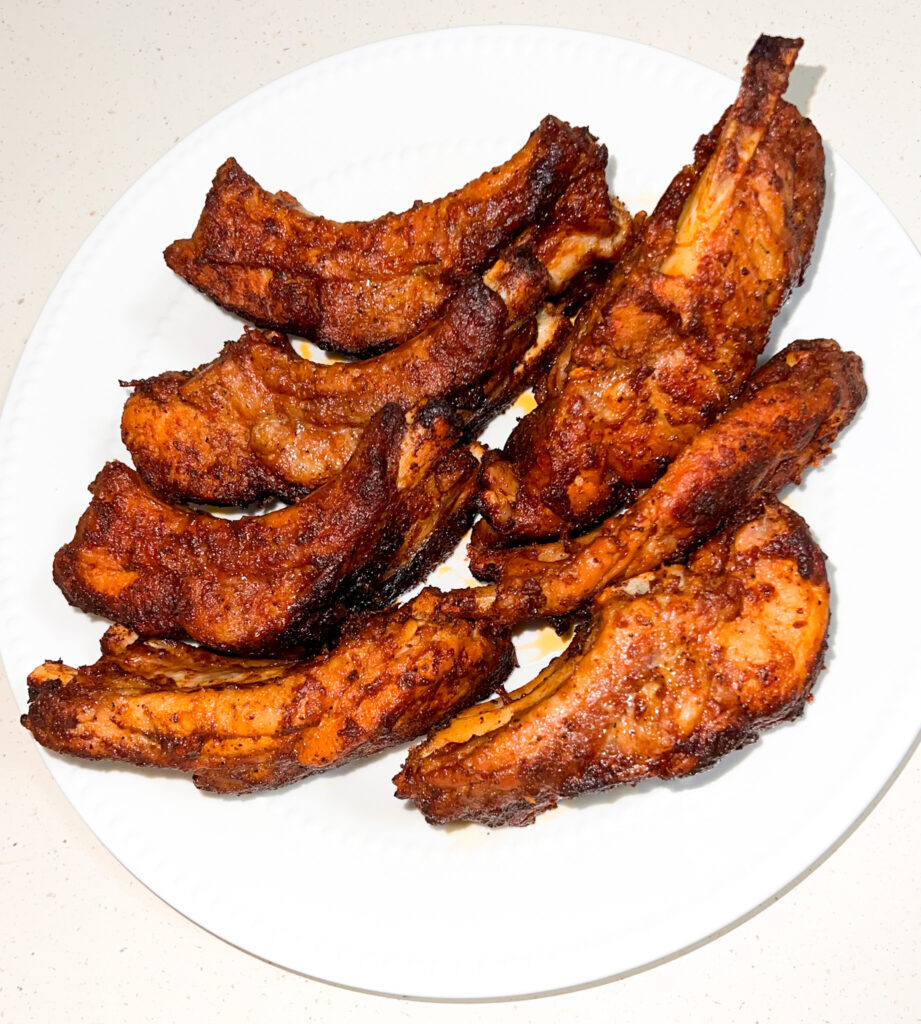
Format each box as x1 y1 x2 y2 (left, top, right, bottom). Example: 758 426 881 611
2 26 920 1000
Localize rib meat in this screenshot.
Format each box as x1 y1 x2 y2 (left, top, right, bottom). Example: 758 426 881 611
122 281 508 505
164 115 610 355
23 589 515 794
53 403 479 655
477 35 825 542
395 499 828 826
127 164 630 506
450 339 865 623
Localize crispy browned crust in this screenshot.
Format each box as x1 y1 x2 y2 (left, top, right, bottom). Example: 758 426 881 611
395 498 828 826
164 116 608 355
53 403 479 655
122 280 508 505
23 590 516 794
346 431 479 610
451 338 865 622
129 161 630 506
122 308 575 508
477 35 826 543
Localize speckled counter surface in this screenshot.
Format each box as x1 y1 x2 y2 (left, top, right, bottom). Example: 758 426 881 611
2 2 919 1020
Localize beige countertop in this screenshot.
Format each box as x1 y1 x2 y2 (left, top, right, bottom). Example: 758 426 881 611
2 2 919 1020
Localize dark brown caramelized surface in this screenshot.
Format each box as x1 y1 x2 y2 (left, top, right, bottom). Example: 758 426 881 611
396 499 828 826
477 36 826 542
24 590 515 794
165 116 609 355
123 282 508 505
53 404 478 655
452 339 865 622
129 161 630 506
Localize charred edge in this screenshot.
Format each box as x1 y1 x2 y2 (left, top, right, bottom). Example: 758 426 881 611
736 36 803 127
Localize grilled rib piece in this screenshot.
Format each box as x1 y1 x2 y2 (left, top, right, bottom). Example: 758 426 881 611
122 281 508 506
53 403 479 655
477 35 825 543
127 164 630 506
122 289 556 507
164 115 609 355
450 339 865 623
23 589 515 794
396 499 828 826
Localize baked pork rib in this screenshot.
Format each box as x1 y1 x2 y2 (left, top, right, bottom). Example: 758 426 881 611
477 35 825 543
122 281 510 506
54 403 479 655
128 159 631 506
396 499 828 826
24 589 515 794
165 115 610 355
452 338 865 623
